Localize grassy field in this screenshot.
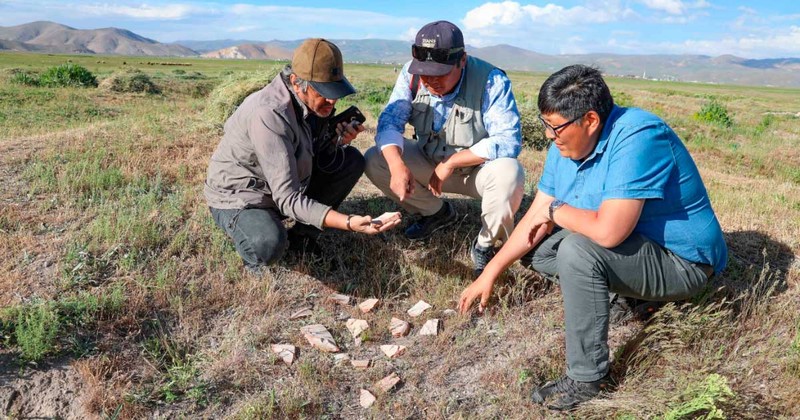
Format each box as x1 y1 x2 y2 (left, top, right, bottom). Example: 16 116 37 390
0 50 798 418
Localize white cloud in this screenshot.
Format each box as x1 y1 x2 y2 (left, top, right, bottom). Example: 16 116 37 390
611 26 800 58
400 26 419 42
77 3 211 20
227 25 259 33
463 1 621 30
639 0 686 15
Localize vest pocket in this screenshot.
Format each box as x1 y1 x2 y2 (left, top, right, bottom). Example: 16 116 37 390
448 106 476 148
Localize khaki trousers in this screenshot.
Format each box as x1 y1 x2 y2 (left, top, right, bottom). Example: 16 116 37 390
364 140 525 248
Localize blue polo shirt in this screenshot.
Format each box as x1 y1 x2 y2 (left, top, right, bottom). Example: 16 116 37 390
538 106 727 274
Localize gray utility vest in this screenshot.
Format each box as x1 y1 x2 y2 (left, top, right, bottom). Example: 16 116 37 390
409 56 499 164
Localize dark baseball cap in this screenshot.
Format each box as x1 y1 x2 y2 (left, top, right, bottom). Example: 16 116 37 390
408 20 465 76
292 38 356 99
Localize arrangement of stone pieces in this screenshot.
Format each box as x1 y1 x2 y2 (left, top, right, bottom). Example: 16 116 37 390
300 324 339 353
270 344 296 366
276 295 440 408
407 300 431 317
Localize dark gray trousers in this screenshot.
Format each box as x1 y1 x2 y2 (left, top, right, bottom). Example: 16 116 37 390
210 146 365 269
520 228 711 382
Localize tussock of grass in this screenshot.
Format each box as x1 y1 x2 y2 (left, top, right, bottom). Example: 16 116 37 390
203 66 282 128
99 70 161 94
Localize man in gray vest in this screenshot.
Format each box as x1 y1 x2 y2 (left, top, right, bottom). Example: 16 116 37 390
365 20 525 276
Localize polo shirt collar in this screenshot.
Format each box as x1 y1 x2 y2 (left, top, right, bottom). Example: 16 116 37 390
583 105 622 162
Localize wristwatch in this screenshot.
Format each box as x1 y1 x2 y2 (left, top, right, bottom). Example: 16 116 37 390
548 199 566 222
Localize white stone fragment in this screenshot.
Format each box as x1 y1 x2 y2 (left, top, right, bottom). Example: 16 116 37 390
289 307 313 320
358 298 380 313
300 324 339 353
419 319 440 336
360 389 376 408
376 372 401 393
407 300 431 317
345 318 369 338
380 344 406 358
328 293 352 306
270 344 296 366
389 317 410 337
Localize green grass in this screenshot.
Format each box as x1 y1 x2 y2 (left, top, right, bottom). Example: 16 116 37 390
0 51 798 418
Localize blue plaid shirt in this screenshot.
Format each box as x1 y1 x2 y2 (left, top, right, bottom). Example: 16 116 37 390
375 60 522 161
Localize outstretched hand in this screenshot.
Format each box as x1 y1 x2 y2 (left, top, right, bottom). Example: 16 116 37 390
458 275 494 315
349 213 401 234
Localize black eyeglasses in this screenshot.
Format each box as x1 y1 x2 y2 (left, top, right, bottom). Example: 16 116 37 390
411 45 464 64
538 114 584 137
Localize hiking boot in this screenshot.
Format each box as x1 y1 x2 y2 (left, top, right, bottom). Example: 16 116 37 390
404 201 457 240
470 238 495 277
531 373 611 411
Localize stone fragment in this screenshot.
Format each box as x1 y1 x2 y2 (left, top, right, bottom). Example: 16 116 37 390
389 317 410 337
380 344 406 358
300 324 339 353
442 309 457 317
372 211 401 226
328 293 352 306
407 300 431 317
270 344 296 366
351 359 371 369
358 298 380 313
376 372 401 393
360 389 376 408
346 318 369 338
419 319 440 336
289 307 313 320
334 353 350 365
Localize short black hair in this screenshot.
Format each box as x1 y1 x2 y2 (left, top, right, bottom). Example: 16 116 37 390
538 65 614 124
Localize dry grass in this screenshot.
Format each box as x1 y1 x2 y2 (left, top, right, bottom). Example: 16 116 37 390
0 55 798 418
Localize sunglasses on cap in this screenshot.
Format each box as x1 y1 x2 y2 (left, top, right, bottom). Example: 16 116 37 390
411 45 464 64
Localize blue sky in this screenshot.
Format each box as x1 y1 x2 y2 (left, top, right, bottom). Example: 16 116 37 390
1 0 798 58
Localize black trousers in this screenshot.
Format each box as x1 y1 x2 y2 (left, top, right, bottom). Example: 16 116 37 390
210 146 365 268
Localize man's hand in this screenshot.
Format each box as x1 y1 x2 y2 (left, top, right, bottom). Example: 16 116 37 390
335 121 365 146
458 275 495 315
428 161 454 197
389 163 415 202
349 214 401 234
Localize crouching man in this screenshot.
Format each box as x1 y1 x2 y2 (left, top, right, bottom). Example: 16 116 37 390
458 65 727 410
204 38 399 271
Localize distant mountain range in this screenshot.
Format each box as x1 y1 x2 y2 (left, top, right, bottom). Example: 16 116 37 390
0 21 195 56
2 21 799 88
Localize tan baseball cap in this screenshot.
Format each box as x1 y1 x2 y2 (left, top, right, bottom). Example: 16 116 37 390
292 38 356 99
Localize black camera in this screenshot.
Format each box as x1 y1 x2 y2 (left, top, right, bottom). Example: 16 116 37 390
325 105 366 144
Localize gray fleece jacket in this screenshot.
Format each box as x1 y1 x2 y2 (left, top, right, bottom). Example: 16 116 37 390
204 68 330 230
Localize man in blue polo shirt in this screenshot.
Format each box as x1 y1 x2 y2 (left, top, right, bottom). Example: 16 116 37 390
458 65 727 410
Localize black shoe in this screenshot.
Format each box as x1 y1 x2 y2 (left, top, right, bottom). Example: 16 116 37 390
609 293 665 325
609 293 634 325
404 201 457 241
531 373 611 411
470 238 495 277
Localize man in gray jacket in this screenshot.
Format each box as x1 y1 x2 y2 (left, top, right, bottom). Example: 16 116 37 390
205 38 399 271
